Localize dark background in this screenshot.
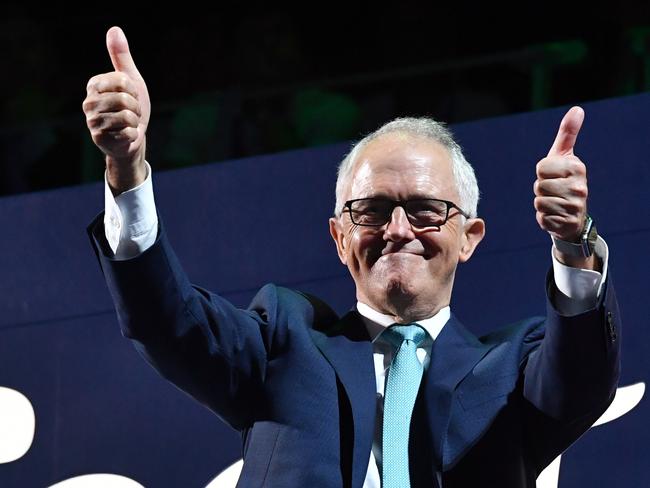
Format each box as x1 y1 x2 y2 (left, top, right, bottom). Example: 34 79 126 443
1 4 649 197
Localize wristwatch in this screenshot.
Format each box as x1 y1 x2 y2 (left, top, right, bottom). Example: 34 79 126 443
551 214 598 258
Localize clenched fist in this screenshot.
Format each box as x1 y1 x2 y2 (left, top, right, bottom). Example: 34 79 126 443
82 26 150 194
534 106 598 270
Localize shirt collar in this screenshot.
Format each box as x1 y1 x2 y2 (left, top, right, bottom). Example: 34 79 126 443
356 301 450 343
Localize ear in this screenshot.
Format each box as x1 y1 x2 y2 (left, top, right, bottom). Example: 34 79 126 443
458 218 485 263
329 217 348 265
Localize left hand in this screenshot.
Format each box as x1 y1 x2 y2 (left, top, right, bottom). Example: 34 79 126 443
534 106 598 269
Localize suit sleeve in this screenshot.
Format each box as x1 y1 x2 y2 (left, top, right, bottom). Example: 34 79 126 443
520 269 621 470
523 270 621 421
87 210 279 430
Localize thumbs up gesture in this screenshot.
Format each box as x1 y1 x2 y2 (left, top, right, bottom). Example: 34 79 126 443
82 26 150 194
534 106 597 268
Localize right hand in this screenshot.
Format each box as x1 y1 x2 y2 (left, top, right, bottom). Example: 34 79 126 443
82 26 150 193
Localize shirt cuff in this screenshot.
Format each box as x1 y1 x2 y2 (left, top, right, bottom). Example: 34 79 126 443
103 160 158 260
550 235 609 316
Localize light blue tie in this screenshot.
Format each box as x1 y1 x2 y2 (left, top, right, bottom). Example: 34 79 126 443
381 324 427 488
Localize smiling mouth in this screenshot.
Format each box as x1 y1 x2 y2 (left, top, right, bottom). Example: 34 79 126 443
379 251 426 258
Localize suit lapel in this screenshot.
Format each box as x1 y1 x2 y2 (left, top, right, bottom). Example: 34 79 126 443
309 311 376 488
308 309 495 483
420 314 494 472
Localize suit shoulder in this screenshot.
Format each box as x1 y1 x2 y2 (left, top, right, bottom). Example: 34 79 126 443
478 315 546 346
249 284 340 331
474 316 547 369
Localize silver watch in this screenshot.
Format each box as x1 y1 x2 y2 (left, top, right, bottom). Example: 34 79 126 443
551 215 598 258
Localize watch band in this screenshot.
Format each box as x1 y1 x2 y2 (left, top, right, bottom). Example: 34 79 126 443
551 215 598 258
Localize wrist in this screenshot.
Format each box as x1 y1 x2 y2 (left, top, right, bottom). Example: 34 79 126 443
550 215 602 271
106 153 146 196
551 214 598 258
552 247 600 271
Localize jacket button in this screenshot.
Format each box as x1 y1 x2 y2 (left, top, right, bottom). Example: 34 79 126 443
606 311 617 342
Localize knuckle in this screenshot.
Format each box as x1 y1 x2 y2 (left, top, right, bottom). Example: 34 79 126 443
537 179 552 196
574 160 587 176
88 73 110 92
121 109 139 127
114 74 126 88
81 97 94 114
131 111 140 127
115 74 132 94
565 199 582 214
91 130 107 145
118 73 130 87
86 114 102 130
566 158 586 176
117 91 131 108
575 184 588 197
569 182 588 197
86 75 99 93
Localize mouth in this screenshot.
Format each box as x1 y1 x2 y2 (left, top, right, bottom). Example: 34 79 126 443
379 250 427 259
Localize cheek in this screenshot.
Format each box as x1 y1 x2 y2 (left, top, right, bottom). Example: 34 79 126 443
417 229 449 254
418 233 464 270
346 228 381 265
344 226 359 253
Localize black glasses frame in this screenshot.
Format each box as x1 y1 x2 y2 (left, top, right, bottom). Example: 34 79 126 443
342 197 471 227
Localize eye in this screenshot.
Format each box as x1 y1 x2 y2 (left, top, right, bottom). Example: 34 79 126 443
349 199 392 225
409 200 446 216
356 200 390 214
364 204 382 215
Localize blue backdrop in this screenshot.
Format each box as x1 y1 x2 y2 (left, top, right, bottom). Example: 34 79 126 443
0 94 648 487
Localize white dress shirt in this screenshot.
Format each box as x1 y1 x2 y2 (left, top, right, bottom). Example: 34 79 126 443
103 162 608 487
356 302 449 487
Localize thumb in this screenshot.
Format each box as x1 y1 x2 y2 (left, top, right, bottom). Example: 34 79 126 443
547 106 585 157
106 26 141 79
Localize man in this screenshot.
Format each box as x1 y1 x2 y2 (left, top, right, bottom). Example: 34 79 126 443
83 27 620 487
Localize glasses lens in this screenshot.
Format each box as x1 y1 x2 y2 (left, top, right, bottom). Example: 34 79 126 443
350 199 393 225
405 200 448 226
348 198 451 226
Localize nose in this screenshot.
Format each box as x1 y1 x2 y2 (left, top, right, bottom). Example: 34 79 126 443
383 205 415 242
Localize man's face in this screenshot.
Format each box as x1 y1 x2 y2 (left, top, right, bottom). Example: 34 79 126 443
329 132 485 322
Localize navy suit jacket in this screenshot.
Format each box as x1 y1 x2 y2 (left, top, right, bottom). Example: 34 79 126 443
87 212 621 487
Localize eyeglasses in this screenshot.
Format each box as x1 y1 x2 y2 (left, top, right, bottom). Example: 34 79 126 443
342 197 470 227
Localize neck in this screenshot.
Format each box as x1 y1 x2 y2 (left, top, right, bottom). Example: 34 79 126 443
361 293 450 324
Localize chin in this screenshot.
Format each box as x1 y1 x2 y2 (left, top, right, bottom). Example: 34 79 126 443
384 276 417 304
364 260 424 305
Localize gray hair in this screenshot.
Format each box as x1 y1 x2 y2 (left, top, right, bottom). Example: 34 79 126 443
334 117 480 218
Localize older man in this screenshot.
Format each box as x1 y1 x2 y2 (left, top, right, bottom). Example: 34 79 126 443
84 27 620 487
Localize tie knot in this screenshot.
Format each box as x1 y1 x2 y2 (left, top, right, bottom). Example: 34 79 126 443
381 323 427 349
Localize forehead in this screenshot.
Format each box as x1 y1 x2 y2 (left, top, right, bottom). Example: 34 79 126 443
348 132 456 199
